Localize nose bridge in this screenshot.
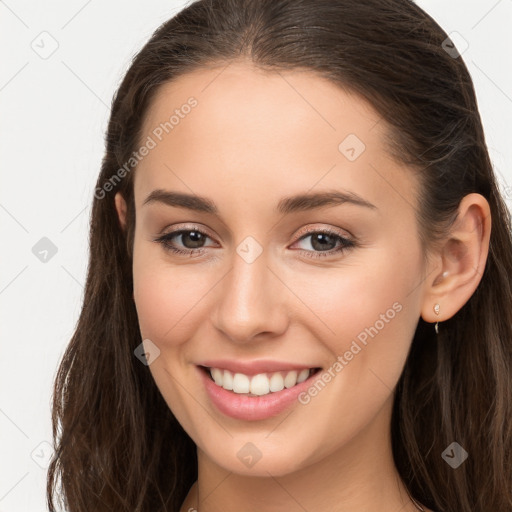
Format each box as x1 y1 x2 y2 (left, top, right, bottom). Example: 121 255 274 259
212 240 288 343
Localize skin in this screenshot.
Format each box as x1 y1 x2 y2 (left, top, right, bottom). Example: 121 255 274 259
115 60 491 512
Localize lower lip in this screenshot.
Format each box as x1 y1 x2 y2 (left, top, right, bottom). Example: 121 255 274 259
198 366 320 421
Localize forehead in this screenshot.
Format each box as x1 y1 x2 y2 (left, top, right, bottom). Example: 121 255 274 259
134 61 417 218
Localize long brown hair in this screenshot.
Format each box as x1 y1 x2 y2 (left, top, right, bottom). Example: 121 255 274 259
47 1 512 510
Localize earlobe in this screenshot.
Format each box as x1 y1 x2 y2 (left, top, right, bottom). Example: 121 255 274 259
420 193 491 324
114 192 128 231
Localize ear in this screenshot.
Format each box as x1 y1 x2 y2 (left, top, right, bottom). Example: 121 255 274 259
114 192 128 231
420 193 491 324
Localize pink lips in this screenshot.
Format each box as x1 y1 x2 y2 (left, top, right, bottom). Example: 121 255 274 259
197 361 321 421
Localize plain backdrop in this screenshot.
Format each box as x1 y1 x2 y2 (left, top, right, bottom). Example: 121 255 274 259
1 0 511 510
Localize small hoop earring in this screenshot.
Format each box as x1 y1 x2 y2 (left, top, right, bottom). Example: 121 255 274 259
433 303 440 334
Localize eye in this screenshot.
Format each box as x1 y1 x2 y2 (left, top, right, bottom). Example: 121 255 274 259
291 227 356 259
153 225 215 256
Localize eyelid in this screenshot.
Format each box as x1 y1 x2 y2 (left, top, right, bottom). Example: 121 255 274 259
160 222 216 239
294 224 353 241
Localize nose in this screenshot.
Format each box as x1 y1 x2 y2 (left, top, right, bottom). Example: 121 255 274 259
211 247 289 344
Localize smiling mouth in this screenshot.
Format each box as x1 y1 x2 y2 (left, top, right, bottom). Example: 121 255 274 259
199 365 322 397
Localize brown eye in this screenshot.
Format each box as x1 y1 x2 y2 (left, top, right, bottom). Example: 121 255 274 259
292 228 356 259
153 226 215 256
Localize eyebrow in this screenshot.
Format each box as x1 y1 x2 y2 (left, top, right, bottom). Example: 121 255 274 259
142 188 377 214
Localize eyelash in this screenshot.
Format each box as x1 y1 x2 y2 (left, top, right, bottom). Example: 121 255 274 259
153 225 356 259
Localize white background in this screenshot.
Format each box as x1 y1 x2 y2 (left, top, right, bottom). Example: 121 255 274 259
1 1 511 510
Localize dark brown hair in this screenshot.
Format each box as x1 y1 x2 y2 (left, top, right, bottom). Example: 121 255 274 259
47 1 512 510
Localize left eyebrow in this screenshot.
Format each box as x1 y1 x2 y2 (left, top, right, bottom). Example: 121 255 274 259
142 188 377 214
276 190 377 214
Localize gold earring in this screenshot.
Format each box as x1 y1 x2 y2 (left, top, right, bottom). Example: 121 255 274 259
433 303 440 334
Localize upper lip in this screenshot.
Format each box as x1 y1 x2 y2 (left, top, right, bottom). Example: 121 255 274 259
198 359 320 376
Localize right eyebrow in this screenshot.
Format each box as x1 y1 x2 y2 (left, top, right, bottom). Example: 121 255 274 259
143 189 218 213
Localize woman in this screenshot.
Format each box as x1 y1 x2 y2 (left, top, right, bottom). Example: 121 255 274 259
47 1 512 511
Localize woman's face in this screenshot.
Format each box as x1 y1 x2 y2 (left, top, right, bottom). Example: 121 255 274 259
122 61 431 476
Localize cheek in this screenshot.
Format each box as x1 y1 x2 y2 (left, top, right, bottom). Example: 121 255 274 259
132 241 219 346
134 264 200 342
305 246 418 331
295 246 422 383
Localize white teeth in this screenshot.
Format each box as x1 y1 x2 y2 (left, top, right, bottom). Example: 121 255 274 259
208 367 314 396
249 373 270 395
232 373 250 393
222 369 233 390
211 367 223 386
284 370 298 388
269 372 284 392
297 368 310 383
